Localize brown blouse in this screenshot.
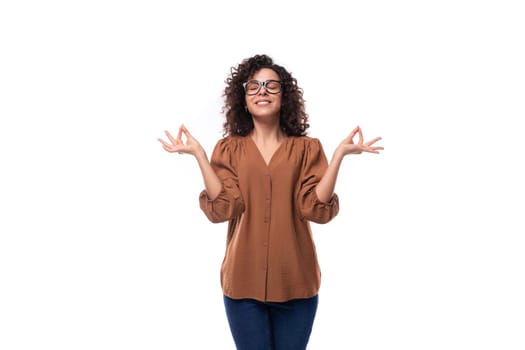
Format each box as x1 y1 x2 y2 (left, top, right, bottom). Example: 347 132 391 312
199 135 339 302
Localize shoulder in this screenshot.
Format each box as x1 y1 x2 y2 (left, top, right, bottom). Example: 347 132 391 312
289 135 323 150
288 136 329 165
213 135 246 154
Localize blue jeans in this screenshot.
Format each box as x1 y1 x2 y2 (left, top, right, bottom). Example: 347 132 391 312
223 294 319 350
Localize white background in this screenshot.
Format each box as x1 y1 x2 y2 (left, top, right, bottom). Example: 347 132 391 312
1 0 524 349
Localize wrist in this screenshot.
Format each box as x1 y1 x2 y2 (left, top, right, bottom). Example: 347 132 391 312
194 147 208 162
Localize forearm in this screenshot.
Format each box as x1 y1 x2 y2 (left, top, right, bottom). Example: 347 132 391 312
195 149 222 200
316 150 344 202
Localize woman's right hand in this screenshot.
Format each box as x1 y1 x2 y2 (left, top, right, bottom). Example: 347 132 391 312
159 124 222 200
158 124 204 157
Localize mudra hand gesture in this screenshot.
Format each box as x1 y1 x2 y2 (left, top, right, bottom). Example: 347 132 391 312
337 126 383 156
157 124 203 157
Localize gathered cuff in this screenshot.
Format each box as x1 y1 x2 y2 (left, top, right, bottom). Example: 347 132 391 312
314 191 339 207
198 186 244 223
301 191 339 224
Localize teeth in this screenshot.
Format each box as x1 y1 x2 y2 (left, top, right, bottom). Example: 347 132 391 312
256 101 270 105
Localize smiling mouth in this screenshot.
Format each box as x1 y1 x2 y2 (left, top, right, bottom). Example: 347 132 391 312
255 101 271 105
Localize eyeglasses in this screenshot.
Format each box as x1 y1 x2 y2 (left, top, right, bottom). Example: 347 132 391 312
243 80 282 95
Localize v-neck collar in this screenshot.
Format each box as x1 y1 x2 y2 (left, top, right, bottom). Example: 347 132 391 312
246 136 288 168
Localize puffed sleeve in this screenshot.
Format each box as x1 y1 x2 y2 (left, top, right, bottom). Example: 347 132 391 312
297 138 339 224
199 138 245 223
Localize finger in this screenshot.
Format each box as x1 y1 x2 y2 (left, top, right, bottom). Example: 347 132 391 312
344 126 360 143
177 125 184 142
358 127 364 144
365 146 384 153
158 138 169 147
180 124 190 134
165 130 177 144
181 124 197 142
161 144 173 152
365 137 382 146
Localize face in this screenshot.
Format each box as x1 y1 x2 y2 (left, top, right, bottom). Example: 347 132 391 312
244 68 282 121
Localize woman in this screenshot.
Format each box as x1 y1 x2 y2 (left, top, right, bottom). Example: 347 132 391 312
158 54 383 350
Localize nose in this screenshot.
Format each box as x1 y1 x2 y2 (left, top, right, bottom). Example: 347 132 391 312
257 83 269 95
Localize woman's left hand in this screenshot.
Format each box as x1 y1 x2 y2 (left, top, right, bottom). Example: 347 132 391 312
337 126 384 156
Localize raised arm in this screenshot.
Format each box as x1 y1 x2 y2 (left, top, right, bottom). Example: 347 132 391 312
158 124 222 200
315 126 384 202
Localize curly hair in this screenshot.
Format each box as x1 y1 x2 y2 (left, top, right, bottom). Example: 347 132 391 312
221 54 309 137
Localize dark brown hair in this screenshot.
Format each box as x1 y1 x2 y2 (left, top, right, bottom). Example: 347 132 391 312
222 54 309 137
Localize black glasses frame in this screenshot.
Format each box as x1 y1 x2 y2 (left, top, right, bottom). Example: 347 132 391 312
242 80 282 95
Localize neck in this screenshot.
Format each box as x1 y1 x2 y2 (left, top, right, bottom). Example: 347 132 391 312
250 122 285 144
